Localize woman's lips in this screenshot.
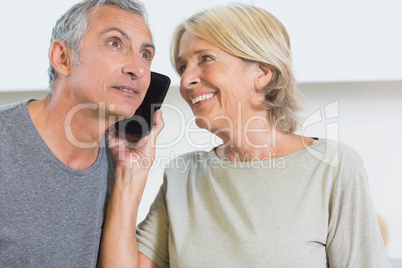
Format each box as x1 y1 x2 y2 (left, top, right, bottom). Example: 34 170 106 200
191 92 217 104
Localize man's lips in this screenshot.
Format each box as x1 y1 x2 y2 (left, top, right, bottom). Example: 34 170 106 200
113 85 140 94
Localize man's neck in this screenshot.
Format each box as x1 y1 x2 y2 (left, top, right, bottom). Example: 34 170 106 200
28 94 110 170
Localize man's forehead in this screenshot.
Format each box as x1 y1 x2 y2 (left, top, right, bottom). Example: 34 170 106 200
89 5 150 32
86 5 153 43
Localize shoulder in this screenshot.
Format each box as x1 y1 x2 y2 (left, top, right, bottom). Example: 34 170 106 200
0 100 31 129
164 150 211 173
0 100 26 115
329 139 363 169
307 138 367 191
162 150 218 184
306 138 364 169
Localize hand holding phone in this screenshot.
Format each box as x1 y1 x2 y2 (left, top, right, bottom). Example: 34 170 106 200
114 72 170 137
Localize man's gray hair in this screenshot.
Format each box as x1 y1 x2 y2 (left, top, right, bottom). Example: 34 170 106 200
48 0 147 89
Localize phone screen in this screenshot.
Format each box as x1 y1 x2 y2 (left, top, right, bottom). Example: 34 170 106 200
114 72 171 137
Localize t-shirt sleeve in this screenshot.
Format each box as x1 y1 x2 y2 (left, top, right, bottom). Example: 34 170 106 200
326 164 392 268
136 183 169 268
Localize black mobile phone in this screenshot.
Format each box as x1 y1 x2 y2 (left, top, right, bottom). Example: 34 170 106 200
114 71 171 137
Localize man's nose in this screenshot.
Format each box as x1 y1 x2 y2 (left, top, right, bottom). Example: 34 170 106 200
122 54 147 80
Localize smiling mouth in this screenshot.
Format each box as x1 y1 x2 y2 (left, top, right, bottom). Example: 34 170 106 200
113 87 139 94
191 93 217 104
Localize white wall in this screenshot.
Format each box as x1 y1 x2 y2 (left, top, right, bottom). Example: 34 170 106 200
1 0 401 91
255 0 402 83
1 0 401 261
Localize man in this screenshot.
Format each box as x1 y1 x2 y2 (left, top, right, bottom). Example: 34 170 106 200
0 0 164 267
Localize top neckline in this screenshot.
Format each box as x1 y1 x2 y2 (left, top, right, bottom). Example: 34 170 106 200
21 99 106 176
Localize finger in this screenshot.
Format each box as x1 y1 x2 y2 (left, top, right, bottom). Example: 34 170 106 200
124 133 142 144
150 109 165 139
105 124 114 140
147 109 164 149
106 128 126 161
108 124 140 149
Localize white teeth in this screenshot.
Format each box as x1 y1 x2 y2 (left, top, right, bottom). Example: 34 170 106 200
191 93 216 104
119 88 134 93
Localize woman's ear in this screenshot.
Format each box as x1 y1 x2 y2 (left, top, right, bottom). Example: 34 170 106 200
48 40 72 78
254 64 272 91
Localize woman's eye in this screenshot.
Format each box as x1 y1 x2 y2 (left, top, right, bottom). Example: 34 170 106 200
179 65 186 74
202 55 213 62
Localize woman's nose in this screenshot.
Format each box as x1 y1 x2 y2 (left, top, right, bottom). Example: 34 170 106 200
180 66 201 89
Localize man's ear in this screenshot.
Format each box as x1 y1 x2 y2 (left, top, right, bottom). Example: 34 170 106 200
48 40 72 78
254 64 273 91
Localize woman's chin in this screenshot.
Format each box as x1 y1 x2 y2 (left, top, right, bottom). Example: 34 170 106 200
194 115 213 131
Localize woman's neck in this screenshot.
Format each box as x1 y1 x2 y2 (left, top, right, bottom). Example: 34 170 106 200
215 127 314 162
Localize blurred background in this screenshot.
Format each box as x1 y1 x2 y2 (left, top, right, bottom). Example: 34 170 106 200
0 0 401 264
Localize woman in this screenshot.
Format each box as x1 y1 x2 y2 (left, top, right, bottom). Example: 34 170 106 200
100 4 391 268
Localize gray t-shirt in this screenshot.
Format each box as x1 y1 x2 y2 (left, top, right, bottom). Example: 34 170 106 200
0 100 114 267
137 139 392 268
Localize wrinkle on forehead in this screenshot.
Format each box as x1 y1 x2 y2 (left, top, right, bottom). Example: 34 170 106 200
87 6 152 44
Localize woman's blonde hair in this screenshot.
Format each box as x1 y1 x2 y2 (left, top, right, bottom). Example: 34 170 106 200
171 4 303 133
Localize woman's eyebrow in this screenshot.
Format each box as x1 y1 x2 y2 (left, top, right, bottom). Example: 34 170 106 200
177 49 209 62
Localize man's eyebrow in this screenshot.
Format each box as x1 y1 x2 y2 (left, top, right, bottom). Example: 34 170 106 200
99 27 155 51
144 43 155 52
99 27 131 41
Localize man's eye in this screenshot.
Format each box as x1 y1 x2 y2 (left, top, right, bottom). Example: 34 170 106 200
108 39 121 48
141 50 152 60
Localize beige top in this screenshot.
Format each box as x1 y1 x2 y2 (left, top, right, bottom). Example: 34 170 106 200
137 139 391 268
